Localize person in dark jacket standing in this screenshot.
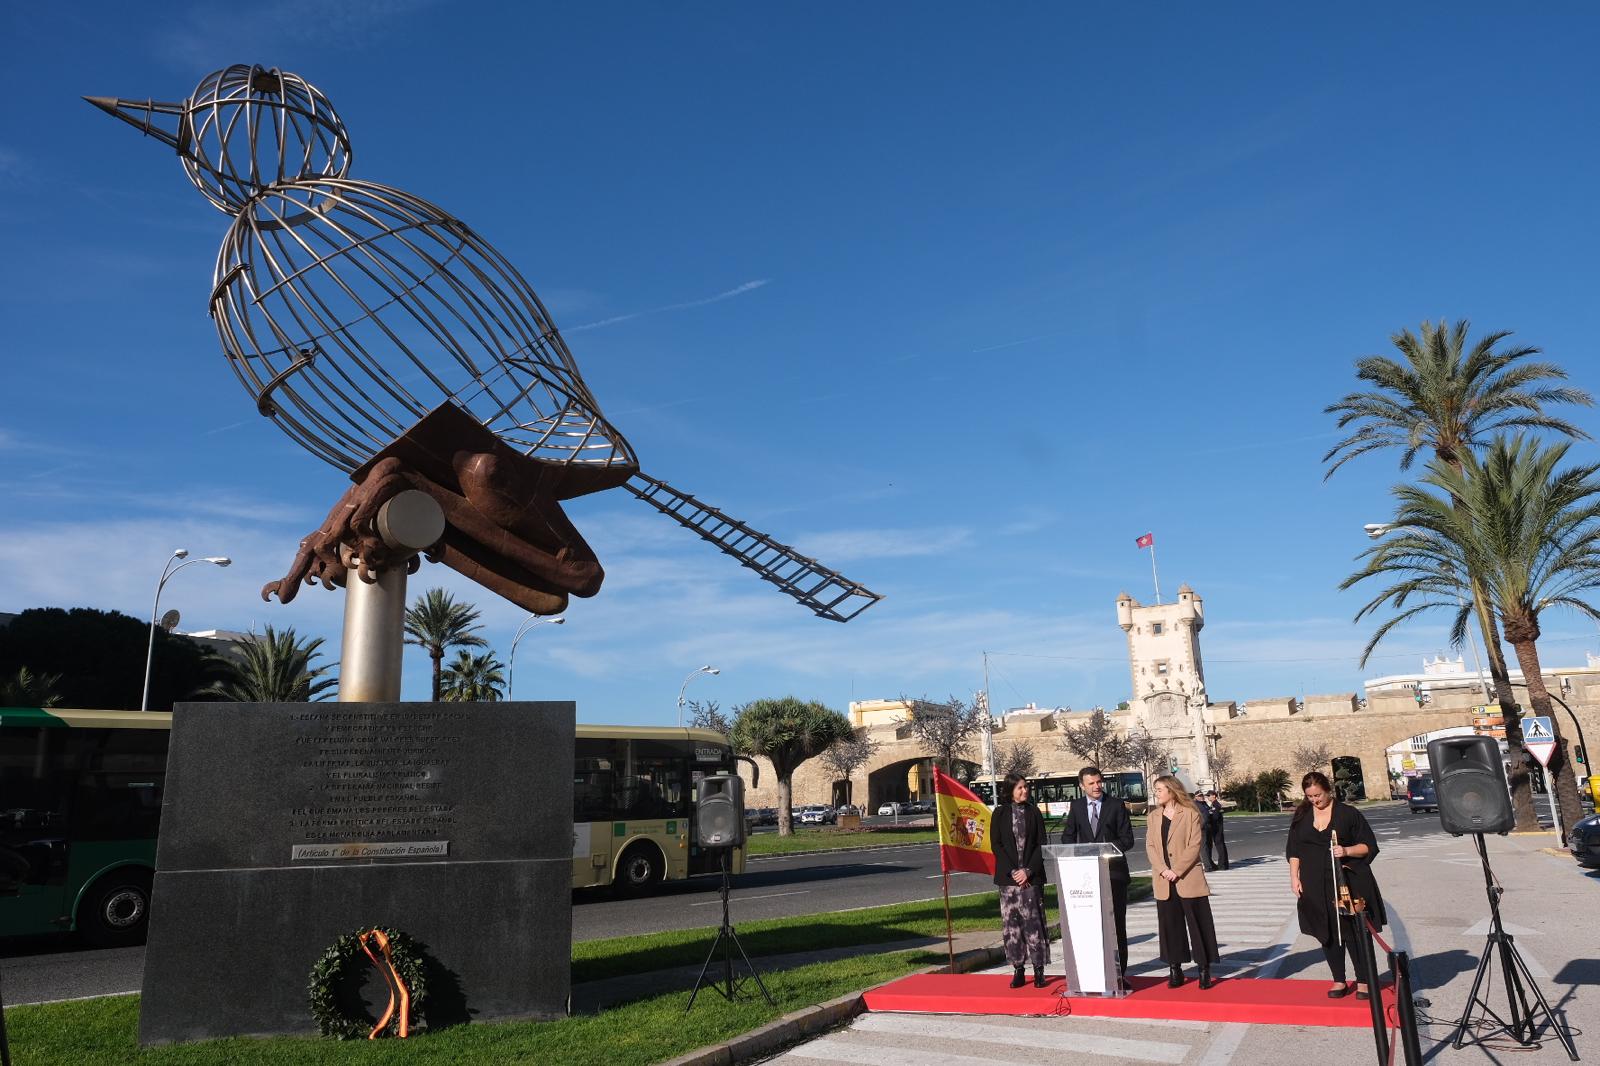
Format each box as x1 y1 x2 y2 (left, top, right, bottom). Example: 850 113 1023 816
1202 790 1229 871
992 773 1051 987
1287 770 1386 998
1059 765 1136 986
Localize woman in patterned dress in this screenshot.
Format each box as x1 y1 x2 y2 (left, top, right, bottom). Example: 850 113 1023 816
991 772 1051 987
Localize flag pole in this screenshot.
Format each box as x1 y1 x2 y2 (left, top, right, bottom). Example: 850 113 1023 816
1149 540 1162 604
941 868 956 973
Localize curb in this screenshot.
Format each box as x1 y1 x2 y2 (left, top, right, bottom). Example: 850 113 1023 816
658 945 1006 1066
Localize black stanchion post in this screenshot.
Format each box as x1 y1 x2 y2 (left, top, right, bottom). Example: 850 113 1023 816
0 967 11 1066
1391 951 1423 1066
1356 915 1390 1066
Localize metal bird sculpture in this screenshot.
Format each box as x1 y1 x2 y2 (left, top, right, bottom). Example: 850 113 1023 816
89 65 881 622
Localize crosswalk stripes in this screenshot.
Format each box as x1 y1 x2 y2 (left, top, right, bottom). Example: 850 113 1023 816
771 1010 1211 1065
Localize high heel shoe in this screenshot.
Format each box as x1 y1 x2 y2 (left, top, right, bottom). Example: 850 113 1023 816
1198 967 1215 990
1167 965 1184 989
1033 967 1047 988
1009 966 1026 989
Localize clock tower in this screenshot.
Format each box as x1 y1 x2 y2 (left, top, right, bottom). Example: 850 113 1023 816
1117 584 1214 787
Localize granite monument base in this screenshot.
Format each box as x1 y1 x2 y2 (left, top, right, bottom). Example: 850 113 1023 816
139 701 573 1046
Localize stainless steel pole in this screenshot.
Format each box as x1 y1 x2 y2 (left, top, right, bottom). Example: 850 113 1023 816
338 561 410 702
337 491 444 703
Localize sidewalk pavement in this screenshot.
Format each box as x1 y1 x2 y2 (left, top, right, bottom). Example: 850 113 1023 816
764 829 1597 1065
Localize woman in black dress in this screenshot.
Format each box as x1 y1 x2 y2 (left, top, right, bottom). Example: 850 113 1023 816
992 773 1051 988
1285 770 1387 998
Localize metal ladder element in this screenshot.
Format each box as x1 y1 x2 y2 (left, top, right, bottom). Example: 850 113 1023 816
625 472 883 623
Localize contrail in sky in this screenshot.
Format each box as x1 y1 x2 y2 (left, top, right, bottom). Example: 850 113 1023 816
568 279 770 332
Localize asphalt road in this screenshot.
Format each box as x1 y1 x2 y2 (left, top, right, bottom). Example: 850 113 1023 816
2 802 1445 1006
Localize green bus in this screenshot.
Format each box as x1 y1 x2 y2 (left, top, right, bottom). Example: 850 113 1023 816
1 707 745 943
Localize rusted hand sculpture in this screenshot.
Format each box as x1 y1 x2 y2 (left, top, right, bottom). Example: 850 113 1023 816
266 403 629 615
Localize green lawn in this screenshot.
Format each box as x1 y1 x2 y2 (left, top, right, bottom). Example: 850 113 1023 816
10 879 1151 1065
8 951 943 1066
576 879 1152 981
743 826 939 855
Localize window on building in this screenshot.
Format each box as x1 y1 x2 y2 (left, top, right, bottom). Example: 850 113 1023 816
1151 622 1163 635
1155 661 1170 676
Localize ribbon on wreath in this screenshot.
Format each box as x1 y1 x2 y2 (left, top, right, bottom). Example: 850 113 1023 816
357 928 411 1039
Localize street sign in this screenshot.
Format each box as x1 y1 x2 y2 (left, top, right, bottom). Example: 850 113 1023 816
1522 715 1557 767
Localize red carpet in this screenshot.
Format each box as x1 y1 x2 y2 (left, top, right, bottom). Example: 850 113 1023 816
863 974 1399 1028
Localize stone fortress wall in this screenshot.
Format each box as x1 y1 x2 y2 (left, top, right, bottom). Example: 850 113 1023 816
735 587 1600 814
738 683 1600 813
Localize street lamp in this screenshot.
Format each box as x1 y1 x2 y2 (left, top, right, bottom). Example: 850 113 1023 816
142 549 231 712
1363 521 1489 697
677 665 720 727
507 614 564 700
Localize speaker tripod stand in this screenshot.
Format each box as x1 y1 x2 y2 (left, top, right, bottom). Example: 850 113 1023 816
1452 833 1578 1060
685 847 774 1011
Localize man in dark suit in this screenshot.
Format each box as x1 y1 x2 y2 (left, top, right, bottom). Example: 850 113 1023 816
1202 789 1229 870
1059 765 1136 984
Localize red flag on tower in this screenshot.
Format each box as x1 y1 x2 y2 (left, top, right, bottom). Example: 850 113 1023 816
1136 532 1154 549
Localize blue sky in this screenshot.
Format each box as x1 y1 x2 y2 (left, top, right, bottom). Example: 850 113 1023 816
5 3 1600 722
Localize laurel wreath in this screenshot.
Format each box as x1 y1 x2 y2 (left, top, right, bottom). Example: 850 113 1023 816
307 927 429 1039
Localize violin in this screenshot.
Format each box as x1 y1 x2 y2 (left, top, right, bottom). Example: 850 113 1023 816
1330 829 1364 945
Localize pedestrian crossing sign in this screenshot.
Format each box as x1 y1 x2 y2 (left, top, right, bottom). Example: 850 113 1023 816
1522 716 1557 767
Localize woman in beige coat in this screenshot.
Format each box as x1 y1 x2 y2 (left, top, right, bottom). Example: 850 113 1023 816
1145 775 1221 989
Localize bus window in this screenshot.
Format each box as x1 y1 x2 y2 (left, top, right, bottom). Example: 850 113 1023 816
71 773 164 841
574 737 620 822
0 726 70 886
621 755 689 820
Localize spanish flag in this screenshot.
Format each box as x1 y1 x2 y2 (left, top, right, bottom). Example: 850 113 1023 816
932 766 995 876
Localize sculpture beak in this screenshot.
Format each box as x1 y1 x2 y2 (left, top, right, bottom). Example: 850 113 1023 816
83 97 187 154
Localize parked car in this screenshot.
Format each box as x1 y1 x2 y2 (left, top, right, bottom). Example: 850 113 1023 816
1407 774 1437 814
757 807 779 826
876 801 902 816
1572 812 1600 869
798 805 836 825
902 800 932 815
835 804 859 817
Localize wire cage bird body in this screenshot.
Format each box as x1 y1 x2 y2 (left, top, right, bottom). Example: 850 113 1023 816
211 178 635 488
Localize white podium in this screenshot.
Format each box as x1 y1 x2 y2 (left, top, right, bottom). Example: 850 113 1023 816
1043 843 1124 996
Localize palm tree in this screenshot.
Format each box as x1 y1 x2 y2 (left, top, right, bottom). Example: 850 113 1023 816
404 588 488 702
439 650 507 702
1344 435 1600 838
1 666 64 707
729 697 854 836
1325 319 1592 829
1376 435 1600 832
204 626 338 702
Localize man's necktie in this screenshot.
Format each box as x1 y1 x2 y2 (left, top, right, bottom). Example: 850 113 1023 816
1090 802 1100 837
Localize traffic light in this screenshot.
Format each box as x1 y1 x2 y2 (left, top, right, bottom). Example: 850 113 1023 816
1577 744 1587 766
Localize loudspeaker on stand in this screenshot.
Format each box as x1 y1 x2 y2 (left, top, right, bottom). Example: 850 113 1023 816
696 773 746 849
1427 735 1515 836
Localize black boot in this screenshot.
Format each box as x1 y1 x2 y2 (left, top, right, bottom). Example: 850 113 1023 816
1010 966 1026 989
1033 966 1047 988
1167 965 1184 989
1199 966 1215 990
